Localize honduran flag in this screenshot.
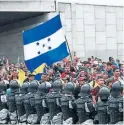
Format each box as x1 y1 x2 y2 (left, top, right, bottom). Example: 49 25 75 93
23 14 69 75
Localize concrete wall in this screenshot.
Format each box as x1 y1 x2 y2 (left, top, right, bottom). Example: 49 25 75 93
0 1 123 62
57 0 123 6
57 3 123 61
0 0 55 12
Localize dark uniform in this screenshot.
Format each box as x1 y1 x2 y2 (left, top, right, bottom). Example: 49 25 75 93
34 82 49 124
96 86 110 124
0 81 8 124
15 82 29 123
108 81 123 124
47 80 62 124
61 82 78 124
7 80 19 124
75 84 95 124
23 80 39 124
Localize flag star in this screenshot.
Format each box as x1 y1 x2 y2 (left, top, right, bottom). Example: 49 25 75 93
38 51 41 54
48 38 50 42
42 44 45 47
48 46 52 50
36 42 39 46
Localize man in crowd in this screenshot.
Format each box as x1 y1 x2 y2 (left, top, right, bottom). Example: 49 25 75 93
106 68 120 88
109 57 119 69
107 62 113 78
23 73 35 83
91 76 106 104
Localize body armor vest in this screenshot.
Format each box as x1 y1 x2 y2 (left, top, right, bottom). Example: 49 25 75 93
7 93 17 113
96 101 109 124
61 95 75 121
23 93 36 118
76 96 94 123
0 92 7 110
108 95 123 124
0 91 8 124
23 81 38 124
47 92 62 120
7 92 18 124
35 93 48 123
15 93 26 123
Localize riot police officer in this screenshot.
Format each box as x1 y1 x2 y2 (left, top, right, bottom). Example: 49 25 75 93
7 80 20 124
61 82 78 124
75 83 95 124
35 82 49 124
0 81 8 124
47 79 62 124
15 82 29 123
96 86 110 124
23 80 39 124
108 81 123 124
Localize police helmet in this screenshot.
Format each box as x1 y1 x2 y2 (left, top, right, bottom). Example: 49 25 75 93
20 82 29 94
10 80 19 90
38 82 50 94
28 80 39 93
111 81 121 97
63 82 75 94
78 83 91 97
52 79 62 92
99 86 110 101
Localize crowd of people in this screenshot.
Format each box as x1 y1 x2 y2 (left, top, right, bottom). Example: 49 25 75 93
0 56 124 94
0 56 123 124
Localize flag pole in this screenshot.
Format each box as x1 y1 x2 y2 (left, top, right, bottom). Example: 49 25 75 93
58 12 73 62
65 36 73 62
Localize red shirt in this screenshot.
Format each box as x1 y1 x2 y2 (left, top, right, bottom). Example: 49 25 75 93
61 72 70 79
61 72 66 78
91 86 101 102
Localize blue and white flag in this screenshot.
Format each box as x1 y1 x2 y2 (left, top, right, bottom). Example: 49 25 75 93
23 14 69 72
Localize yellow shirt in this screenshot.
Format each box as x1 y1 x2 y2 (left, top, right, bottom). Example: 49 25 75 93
89 81 99 88
18 69 26 86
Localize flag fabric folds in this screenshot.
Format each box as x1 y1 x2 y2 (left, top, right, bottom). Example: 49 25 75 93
32 63 46 80
32 63 46 75
23 14 69 74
